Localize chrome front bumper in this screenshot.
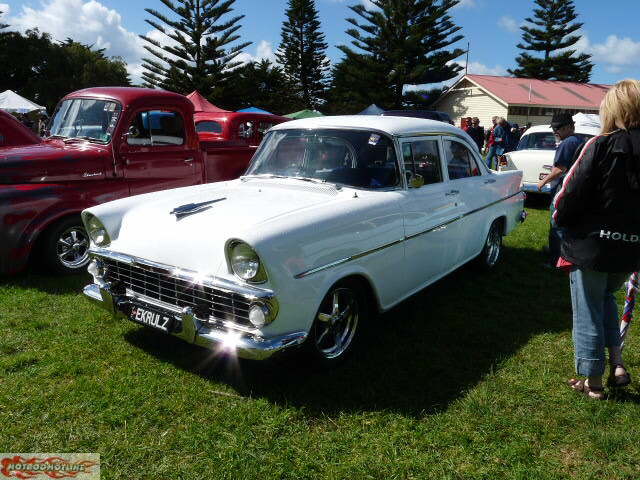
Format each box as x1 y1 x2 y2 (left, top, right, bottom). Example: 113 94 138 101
83 283 307 360
522 182 552 194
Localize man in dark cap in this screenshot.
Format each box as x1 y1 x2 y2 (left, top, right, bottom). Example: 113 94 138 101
537 111 585 267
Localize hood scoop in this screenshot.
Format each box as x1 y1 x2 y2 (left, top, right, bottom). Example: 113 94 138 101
170 198 226 220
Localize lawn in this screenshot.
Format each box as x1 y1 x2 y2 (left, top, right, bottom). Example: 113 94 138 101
1 200 639 480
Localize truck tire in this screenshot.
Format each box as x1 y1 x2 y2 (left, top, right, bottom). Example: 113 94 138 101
40 217 90 275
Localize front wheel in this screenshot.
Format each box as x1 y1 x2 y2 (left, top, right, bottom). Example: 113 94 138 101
475 220 503 270
303 279 367 367
40 217 90 275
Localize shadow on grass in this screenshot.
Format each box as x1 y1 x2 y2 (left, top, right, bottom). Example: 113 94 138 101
0 266 91 295
124 242 573 417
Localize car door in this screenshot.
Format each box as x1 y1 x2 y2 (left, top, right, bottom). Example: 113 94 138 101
400 137 463 292
120 109 201 195
441 136 493 262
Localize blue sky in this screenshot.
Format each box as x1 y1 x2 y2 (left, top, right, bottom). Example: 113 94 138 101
2 0 639 86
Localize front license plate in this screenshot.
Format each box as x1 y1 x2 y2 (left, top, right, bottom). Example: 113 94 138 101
129 305 173 333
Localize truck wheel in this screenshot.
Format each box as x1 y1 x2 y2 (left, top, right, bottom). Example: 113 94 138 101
41 217 90 275
303 279 367 367
474 219 503 270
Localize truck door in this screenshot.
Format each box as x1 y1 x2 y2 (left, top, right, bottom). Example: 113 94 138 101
120 109 201 195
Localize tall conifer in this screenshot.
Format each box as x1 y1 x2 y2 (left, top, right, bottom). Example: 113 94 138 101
508 0 592 82
140 0 251 94
337 0 464 109
276 0 330 109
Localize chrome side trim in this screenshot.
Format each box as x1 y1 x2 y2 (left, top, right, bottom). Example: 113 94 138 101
89 248 275 300
294 190 524 279
294 238 404 279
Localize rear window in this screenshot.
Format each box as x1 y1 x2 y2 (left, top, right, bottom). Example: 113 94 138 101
196 121 223 134
517 132 557 151
517 131 595 151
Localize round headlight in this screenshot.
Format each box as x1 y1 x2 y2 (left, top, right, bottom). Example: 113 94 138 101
228 241 266 283
85 214 111 247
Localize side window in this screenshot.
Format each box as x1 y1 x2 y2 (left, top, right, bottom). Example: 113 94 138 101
238 121 254 139
127 110 184 146
402 139 442 185
258 122 274 135
445 140 480 180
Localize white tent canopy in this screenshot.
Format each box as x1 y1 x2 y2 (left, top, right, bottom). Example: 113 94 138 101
0 90 46 113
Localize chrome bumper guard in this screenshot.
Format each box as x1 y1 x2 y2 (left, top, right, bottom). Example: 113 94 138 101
83 282 307 360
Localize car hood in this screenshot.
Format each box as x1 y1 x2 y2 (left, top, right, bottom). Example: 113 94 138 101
100 178 357 274
0 139 110 184
507 149 555 184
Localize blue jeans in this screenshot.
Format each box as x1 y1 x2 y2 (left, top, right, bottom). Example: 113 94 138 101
485 145 498 168
548 196 563 266
569 268 628 376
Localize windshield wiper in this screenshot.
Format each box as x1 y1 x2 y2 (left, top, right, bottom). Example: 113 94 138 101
289 176 327 185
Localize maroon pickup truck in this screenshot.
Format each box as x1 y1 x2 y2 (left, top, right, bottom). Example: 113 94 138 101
0 87 288 275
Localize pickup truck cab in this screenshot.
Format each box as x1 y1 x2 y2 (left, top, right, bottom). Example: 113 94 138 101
0 87 288 275
0 110 41 147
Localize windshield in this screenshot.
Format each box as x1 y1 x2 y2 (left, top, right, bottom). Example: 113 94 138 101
245 129 400 189
48 98 122 143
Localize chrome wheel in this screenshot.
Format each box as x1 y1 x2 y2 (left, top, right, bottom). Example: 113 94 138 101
314 287 360 360
485 222 502 267
56 226 89 269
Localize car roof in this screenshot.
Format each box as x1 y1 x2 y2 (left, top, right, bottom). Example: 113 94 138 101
270 115 464 137
523 123 601 137
64 87 193 110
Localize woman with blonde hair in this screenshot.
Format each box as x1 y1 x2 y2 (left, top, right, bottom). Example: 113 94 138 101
554 79 640 399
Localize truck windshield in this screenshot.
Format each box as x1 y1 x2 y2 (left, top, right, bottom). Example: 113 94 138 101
48 99 122 143
245 129 400 189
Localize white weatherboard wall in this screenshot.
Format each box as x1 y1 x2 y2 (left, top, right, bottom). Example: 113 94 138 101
433 81 507 128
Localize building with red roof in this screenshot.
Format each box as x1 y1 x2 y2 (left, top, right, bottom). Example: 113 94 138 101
432 74 610 129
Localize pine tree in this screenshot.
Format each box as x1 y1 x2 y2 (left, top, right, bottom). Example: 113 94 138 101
508 0 593 82
337 0 465 109
140 0 251 95
218 59 295 113
276 0 330 109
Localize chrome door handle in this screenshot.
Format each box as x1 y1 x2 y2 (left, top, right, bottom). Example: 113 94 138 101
484 178 496 184
445 190 459 196
184 157 194 163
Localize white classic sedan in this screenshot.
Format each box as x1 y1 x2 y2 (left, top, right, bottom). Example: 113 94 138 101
82 116 525 365
497 113 600 194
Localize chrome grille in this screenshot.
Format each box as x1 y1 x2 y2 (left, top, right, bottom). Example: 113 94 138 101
101 257 252 326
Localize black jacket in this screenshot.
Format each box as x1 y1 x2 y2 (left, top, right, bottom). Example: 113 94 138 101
554 128 640 272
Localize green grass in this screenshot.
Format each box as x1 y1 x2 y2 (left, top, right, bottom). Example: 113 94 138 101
2 198 640 479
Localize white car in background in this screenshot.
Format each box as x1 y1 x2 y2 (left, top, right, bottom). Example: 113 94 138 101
82 116 525 366
498 113 600 194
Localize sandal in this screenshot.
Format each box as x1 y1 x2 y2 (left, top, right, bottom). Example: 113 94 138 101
567 378 606 400
607 364 631 388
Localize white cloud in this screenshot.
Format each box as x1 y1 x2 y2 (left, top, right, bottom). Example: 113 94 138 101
498 15 519 34
235 40 276 65
570 31 640 74
454 0 477 8
0 3 10 16
590 35 640 67
7 0 143 63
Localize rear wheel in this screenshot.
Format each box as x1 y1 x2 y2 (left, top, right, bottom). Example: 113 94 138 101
475 219 503 270
41 217 90 275
303 279 367 367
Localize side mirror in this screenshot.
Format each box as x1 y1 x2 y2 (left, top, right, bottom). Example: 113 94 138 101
408 172 424 189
